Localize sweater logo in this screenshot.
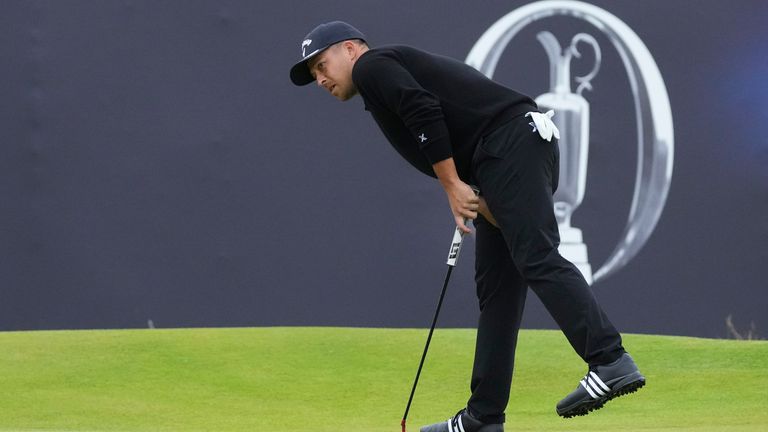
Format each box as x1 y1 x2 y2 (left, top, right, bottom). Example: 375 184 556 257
418 133 428 143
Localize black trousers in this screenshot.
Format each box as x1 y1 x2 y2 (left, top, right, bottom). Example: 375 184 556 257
465 114 625 424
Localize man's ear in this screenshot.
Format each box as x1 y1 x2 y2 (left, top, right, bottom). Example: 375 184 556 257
343 41 357 59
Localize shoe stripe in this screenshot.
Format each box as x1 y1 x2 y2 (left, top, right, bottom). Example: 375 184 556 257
589 371 611 392
586 376 607 396
447 419 454 432
580 379 600 399
457 413 466 432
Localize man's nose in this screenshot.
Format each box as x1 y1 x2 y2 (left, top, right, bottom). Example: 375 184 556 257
315 73 326 87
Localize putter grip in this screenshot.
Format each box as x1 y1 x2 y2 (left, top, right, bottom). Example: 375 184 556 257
445 186 480 266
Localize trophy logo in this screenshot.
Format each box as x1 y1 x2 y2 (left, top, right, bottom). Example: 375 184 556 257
536 31 601 283
466 0 674 284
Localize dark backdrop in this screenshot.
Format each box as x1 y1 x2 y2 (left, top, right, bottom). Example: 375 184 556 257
2 0 766 338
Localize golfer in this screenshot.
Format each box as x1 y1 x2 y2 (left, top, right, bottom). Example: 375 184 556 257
290 21 645 432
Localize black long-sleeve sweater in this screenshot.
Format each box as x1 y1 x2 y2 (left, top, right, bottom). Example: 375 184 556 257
351 45 537 181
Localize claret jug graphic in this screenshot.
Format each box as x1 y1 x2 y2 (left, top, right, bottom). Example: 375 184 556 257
535 31 601 283
466 0 674 284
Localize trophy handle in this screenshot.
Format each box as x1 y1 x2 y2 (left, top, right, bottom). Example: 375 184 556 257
569 33 602 95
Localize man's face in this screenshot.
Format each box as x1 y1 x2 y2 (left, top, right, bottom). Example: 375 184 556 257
307 42 358 101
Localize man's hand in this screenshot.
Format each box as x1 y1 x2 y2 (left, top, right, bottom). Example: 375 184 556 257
432 158 482 233
444 180 480 233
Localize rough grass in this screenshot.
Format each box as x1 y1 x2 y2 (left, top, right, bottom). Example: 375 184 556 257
0 327 766 431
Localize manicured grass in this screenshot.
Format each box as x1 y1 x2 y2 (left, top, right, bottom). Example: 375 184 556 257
0 327 766 431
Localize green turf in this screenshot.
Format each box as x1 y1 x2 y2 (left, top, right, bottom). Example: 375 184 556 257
0 327 766 431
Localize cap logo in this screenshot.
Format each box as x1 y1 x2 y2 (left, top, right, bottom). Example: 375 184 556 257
302 39 312 57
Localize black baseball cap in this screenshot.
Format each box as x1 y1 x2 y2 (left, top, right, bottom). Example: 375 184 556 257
289 21 367 86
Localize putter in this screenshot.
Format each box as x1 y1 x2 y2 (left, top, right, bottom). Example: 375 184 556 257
401 187 479 432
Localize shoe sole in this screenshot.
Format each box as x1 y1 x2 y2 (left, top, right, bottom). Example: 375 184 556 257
557 373 646 418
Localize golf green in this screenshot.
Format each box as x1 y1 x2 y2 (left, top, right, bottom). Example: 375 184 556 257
0 327 765 431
